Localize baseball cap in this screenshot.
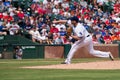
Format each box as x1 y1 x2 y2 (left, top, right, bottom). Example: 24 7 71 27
70 16 79 22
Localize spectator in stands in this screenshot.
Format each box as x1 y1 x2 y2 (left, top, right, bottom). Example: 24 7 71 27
97 34 105 44
59 27 66 37
37 17 44 32
0 1 5 12
46 32 53 44
56 22 66 31
45 2 53 16
54 33 63 44
113 14 120 23
0 22 7 35
0 0 119 45
3 0 11 9
92 34 99 44
16 7 25 19
117 28 120 40
80 0 88 8
84 17 94 27
63 8 71 18
50 24 59 34
103 29 112 44
2 12 13 22
32 0 40 3
110 28 119 43
29 27 44 44
17 19 26 30
9 21 20 35
39 25 48 44
61 0 69 9
8 4 16 17
54 0 61 5
52 4 60 15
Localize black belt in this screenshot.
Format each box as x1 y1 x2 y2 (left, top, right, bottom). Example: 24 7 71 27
87 35 90 37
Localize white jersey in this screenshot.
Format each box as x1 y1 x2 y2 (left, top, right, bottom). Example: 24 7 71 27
73 23 90 38
64 23 111 64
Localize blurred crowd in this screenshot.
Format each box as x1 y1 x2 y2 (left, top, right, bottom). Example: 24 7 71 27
0 0 120 44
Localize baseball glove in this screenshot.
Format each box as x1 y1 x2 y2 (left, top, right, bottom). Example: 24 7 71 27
66 26 73 37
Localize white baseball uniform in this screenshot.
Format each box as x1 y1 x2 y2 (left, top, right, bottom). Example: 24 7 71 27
65 23 110 64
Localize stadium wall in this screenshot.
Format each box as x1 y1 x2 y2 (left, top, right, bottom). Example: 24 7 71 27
44 44 119 59
0 35 119 59
0 44 119 59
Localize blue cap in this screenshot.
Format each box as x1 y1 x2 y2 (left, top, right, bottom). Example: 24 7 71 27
70 16 79 22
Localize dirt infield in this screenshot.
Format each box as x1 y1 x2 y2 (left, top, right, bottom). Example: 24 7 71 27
22 60 120 70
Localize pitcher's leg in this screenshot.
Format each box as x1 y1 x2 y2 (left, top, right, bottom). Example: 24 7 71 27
64 40 83 64
86 42 110 58
64 43 79 64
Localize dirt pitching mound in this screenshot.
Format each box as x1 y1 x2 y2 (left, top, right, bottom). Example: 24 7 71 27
22 60 120 70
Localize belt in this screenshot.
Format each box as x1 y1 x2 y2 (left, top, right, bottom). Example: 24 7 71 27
86 35 90 37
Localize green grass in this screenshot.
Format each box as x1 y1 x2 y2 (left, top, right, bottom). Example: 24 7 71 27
0 58 120 80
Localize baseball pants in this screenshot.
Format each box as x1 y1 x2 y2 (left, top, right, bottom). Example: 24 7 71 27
65 36 110 63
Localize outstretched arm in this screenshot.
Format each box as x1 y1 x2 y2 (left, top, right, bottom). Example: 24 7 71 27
53 20 67 24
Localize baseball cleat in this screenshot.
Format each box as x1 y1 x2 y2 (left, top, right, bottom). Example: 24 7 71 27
109 52 114 61
61 62 70 64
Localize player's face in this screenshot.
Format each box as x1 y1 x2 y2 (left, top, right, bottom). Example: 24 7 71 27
71 21 77 27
